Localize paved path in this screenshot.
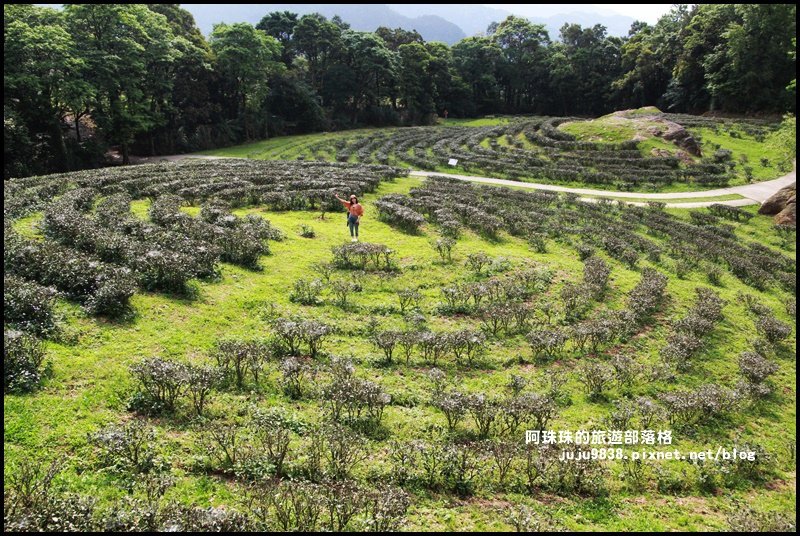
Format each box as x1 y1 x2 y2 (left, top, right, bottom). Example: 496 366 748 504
410 165 795 208
728 169 796 202
134 153 795 208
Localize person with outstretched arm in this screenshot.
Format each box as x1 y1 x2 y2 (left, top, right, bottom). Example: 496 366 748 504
334 193 364 242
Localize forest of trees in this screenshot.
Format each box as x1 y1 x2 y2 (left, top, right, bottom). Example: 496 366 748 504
4 4 796 178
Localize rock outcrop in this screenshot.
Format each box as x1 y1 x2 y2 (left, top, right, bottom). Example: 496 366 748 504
639 117 702 157
660 123 702 157
758 183 796 225
603 109 703 157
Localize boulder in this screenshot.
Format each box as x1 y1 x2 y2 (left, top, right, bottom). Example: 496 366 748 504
759 183 796 225
775 203 796 225
759 183 795 214
644 119 702 157
661 123 702 157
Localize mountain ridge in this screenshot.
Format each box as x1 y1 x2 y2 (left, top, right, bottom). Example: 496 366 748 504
182 3 466 43
180 3 637 42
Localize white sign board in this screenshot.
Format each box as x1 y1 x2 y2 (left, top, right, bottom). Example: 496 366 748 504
448 158 458 166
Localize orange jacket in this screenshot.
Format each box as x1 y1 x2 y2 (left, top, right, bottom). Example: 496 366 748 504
340 200 364 217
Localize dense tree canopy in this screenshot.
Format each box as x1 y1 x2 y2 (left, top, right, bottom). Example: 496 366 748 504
4 3 796 178
210 22 283 140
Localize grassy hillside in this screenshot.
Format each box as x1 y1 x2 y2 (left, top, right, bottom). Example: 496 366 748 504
559 109 794 185
4 160 796 531
202 112 794 194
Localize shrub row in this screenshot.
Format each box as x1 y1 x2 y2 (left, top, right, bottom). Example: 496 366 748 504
373 198 425 232
372 328 487 367
331 242 395 271
5 229 135 317
660 288 726 371
4 275 58 336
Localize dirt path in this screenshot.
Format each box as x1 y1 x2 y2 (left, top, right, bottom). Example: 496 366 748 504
133 153 795 208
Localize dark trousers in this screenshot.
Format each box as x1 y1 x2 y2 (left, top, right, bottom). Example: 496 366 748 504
347 214 359 237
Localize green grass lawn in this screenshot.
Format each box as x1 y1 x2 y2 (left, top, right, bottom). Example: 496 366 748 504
559 118 638 144
693 126 794 182
438 116 515 127
559 114 679 157
5 179 796 531
559 116 792 188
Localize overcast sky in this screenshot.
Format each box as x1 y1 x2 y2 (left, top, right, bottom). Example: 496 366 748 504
489 4 674 24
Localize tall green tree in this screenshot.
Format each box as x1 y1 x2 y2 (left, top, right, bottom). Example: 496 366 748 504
703 4 796 112
4 5 89 172
666 4 737 112
64 4 177 163
452 37 503 114
398 42 436 123
491 16 551 112
147 4 206 48
209 23 283 140
550 24 622 115
256 11 298 65
375 27 423 51
330 31 396 121
144 4 215 154
613 6 692 110
292 14 343 95
425 41 473 117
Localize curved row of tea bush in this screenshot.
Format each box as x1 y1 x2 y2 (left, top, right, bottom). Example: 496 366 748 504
3 160 406 393
298 115 769 189
400 177 794 293
4 160 406 219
